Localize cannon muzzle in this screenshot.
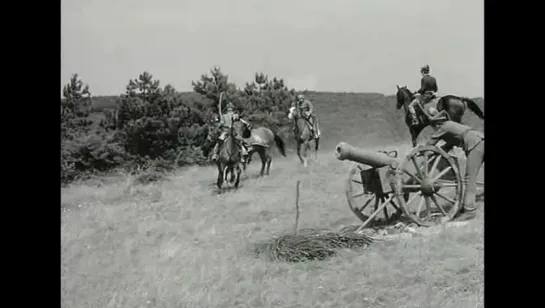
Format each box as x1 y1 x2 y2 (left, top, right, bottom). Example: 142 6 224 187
335 142 398 168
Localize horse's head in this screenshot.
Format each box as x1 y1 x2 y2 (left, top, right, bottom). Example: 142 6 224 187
395 85 413 109
233 118 252 139
287 106 297 120
230 113 251 139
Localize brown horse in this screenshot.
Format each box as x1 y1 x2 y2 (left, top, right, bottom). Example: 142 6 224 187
239 125 287 176
395 86 485 147
215 120 244 190
287 106 320 167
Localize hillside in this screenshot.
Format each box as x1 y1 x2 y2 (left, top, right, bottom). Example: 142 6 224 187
62 91 485 308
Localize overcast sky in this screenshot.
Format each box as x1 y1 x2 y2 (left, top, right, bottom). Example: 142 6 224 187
61 0 483 97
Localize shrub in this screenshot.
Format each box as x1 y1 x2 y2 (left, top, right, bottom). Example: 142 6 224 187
61 67 301 184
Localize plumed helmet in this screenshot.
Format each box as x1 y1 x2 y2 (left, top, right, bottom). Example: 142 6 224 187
421 65 430 74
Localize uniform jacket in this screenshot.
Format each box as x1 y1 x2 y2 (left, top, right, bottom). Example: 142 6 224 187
291 99 314 114
218 112 250 141
426 112 484 153
219 111 236 129
417 74 438 94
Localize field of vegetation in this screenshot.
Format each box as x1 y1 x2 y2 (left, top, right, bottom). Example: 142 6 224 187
61 67 484 308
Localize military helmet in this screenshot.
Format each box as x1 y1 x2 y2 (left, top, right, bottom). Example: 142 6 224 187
296 94 305 102
421 65 430 74
226 102 235 110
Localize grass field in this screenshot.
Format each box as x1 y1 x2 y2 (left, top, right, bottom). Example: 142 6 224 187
62 93 484 308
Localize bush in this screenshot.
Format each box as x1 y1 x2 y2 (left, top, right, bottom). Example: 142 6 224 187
61 67 300 185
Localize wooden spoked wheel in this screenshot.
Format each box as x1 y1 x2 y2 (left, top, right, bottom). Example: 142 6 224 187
345 164 403 229
394 145 463 227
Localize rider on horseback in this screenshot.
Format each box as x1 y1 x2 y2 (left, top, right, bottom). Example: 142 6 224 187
211 102 250 163
408 64 438 126
291 94 320 138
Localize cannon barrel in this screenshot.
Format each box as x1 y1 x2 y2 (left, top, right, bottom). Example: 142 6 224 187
335 142 398 168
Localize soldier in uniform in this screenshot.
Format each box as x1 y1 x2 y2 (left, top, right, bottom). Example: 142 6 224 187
408 65 439 125
211 102 250 163
291 94 320 138
426 107 484 221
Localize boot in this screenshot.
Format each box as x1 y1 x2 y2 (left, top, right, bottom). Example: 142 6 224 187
455 205 477 221
455 208 476 221
306 118 315 137
408 106 419 125
211 142 220 161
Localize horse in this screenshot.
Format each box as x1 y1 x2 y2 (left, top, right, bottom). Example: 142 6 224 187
395 86 485 147
238 125 287 176
287 106 320 167
215 120 245 190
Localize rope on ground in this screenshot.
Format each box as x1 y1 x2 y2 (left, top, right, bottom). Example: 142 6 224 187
253 180 374 263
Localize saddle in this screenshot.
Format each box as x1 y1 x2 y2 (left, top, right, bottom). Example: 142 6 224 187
246 134 269 148
415 94 441 120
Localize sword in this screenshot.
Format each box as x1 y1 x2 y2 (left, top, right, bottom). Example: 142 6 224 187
218 92 224 120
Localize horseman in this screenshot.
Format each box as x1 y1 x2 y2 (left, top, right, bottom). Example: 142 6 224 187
408 64 438 125
211 102 250 163
291 94 320 138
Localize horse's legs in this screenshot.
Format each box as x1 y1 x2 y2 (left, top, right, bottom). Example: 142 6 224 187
409 126 417 147
314 137 320 160
216 163 223 190
265 150 272 176
223 165 231 184
409 126 421 148
411 136 417 148
297 141 305 164
247 150 254 166
302 141 309 167
258 149 267 176
234 164 242 188
230 166 236 183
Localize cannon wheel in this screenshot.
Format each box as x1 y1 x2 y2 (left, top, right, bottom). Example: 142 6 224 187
394 145 463 227
345 165 403 230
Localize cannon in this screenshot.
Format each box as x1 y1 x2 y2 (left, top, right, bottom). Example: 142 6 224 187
335 142 399 169
336 142 475 228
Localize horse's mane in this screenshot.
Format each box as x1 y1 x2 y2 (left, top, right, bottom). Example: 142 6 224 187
398 86 413 96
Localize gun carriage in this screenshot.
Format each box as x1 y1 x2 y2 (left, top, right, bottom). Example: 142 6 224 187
335 142 473 229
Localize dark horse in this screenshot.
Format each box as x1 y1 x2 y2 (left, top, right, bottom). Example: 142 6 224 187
239 125 287 176
287 106 320 167
395 85 485 147
216 121 245 190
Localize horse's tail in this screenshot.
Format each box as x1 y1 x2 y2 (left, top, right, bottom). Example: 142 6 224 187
273 133 287 157
463 98 485 119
